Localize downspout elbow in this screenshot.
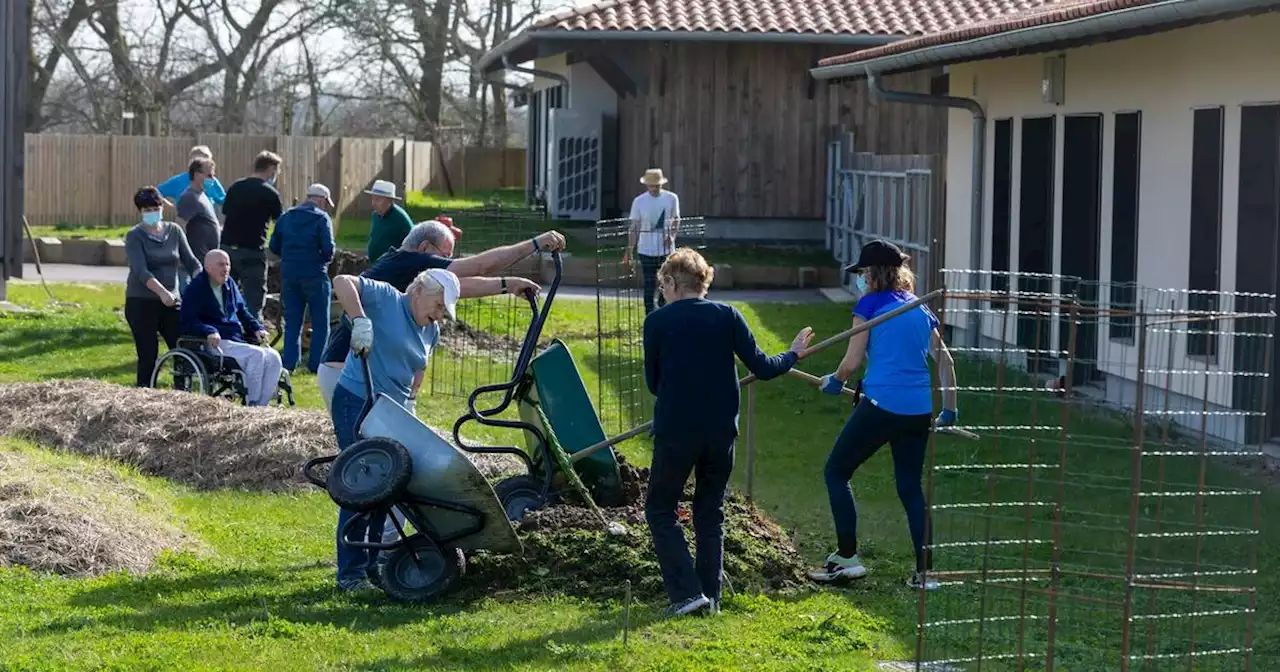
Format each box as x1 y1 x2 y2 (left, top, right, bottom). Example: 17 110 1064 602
867 68 984 120
501 53 570 96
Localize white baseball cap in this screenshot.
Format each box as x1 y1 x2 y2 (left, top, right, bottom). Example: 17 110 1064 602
306 183 334 208
424 268 459 320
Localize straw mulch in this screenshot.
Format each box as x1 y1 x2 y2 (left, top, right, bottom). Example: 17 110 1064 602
0 381 520 491
0 450 193 576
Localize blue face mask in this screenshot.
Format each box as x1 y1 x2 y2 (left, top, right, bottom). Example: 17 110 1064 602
266 173 277 186
141 210 163 228
855 274 869 295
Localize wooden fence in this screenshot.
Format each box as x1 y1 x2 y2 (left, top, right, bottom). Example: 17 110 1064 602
22 133 526 227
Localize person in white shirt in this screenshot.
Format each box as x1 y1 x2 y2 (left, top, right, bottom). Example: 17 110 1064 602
623 168 681 315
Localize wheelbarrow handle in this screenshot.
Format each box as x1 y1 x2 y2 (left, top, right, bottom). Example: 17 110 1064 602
302 454 336 487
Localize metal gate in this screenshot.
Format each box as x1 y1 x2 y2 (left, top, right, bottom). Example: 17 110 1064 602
825 139 940 294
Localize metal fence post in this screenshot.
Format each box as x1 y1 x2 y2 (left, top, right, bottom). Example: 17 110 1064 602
745 384 757 502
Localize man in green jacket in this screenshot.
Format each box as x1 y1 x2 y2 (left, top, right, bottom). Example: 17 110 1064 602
365 180 414 261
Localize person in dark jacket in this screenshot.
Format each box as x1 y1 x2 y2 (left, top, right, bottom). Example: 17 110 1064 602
221 150 284 320
269 183 337 373
180 249 283 406
125 186 202 387
641 247 814 617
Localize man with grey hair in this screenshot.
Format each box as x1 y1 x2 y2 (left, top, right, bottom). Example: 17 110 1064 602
315 221 567 410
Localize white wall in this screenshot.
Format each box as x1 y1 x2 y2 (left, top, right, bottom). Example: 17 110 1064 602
943 13 1280 413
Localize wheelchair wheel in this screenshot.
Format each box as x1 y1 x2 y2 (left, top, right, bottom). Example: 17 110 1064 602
151 350 210 395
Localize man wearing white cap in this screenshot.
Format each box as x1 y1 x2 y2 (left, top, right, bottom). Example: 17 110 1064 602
328 266 464 591
365 179 414 261
269 183 337 373
623 168 681 315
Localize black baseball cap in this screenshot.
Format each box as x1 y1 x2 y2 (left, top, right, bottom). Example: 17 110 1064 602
842 239 907 274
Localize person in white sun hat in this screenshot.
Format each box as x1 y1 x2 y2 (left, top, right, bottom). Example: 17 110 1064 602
328 266 462 591
365 179 413 261
623 168 682 315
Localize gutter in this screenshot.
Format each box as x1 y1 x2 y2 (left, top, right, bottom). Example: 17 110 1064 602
867 70 986 346
501 53 569 95
808 0 1280 79
480 30 902 72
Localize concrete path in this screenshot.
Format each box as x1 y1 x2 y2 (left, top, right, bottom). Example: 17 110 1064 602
18 263 847 304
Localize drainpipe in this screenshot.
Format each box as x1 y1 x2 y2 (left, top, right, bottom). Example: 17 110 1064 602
868 69 986 347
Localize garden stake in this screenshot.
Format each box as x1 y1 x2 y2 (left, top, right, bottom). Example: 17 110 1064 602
623 579 632 650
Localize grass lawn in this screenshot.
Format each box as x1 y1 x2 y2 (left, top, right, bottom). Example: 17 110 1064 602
27 188 836 269
1 283 1272 670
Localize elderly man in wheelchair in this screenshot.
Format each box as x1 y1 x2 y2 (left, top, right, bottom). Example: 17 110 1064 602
150 249 294 406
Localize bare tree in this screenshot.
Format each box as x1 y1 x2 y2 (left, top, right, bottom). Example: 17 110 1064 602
453 0 548 146
177 0 345 133
26 0 101 131
345 0 456 141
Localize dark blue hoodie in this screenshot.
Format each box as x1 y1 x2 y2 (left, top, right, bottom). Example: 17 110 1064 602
268 201 335 280
180 271 265 343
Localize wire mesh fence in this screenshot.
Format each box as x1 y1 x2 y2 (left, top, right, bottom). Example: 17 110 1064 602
915 269 1272 671
594 216 707 435
424 202 550 398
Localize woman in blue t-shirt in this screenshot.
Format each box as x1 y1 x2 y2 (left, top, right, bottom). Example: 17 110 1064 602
809 240 959 590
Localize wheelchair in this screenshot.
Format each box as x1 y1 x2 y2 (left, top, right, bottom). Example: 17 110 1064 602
149 336 296 407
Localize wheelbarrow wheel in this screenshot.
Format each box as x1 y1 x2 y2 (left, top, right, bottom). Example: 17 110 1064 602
379 534 465 603
493 475 546 521
327 437 412 512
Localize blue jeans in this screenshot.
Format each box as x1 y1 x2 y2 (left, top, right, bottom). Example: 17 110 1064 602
639 254 667 315
644 433 734 603
331 383 387 586
282 275 331 373
824 399 933 571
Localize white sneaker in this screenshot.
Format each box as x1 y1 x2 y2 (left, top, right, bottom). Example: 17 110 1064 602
807 552 869 583
664 594 711 617
908 571 941 591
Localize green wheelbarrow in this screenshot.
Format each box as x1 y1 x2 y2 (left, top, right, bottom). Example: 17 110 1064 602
452 252 626 522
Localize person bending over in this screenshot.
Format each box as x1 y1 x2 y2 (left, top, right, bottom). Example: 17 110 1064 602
809 239 958 591
328 268 462 591
642 247 813 616
315 222 564 411
179 249 284 407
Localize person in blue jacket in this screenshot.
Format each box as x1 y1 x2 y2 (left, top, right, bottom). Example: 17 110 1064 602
180 249 284 406
159 145 227 206
269 183 337 373
810 239 959 591
642 247 813 617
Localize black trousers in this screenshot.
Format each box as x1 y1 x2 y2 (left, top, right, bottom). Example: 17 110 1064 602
124 296 180 387
644 433 735 603
224 245 267 320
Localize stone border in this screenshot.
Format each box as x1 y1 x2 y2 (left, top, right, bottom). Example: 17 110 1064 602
24 237 839 290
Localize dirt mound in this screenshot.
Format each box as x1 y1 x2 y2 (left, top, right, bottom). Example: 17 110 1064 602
267 249 369 295
0 449 194 576
0 381 520 490
464 457 808 600
437 320 530 360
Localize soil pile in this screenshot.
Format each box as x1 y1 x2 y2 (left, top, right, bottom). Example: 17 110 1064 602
0 450 193 576
0 381 520 490
465 458 809 600
266 249 370 295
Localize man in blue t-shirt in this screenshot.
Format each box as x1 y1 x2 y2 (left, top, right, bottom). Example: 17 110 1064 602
314 221 567 410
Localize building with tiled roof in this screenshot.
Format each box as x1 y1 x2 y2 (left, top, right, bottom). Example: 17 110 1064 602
480 0 1060 224
809 0 1280 448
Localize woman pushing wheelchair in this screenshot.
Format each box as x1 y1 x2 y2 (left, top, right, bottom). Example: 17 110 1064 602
809 239 959 591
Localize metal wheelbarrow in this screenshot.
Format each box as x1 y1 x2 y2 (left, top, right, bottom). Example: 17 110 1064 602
302 353 522 603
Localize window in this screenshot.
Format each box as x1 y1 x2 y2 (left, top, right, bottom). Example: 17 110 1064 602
990 119 1013 302
1110 112 1142 342
1186 106 1224 358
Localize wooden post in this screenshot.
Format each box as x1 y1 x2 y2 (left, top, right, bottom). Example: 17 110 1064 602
108 136 118 225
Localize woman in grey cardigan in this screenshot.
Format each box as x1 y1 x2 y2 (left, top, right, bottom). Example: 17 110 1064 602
125 186 202 387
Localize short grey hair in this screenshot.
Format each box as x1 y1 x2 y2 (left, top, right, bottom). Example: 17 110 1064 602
401 220 454 252
407 270 445 296
190 145 213 160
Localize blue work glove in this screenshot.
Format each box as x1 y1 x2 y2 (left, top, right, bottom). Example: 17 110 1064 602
819 374 845 396
936 408 958 427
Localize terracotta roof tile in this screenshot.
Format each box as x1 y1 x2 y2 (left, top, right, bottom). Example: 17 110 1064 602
531 0 1067 37
817 0 1157 66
